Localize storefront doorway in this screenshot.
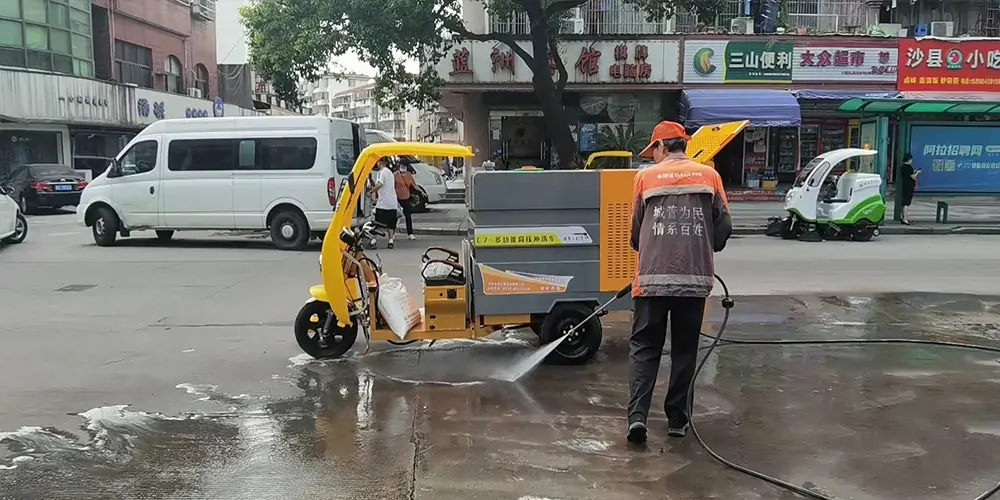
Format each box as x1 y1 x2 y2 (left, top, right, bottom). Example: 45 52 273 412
0 130 63 178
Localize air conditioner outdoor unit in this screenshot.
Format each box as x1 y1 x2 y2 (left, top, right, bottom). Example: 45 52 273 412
730 17 754 34
930 21 954 37
191 0 215 20
186 87 203 98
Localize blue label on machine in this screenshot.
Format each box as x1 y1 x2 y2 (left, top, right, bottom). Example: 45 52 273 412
909 125 1000 193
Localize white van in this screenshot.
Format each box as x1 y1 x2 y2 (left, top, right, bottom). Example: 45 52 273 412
363 130 446 211
78 116 369 250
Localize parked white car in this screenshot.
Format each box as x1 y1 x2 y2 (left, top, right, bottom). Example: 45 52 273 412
0 187 27 245
363 130 445 211
78 116 370 250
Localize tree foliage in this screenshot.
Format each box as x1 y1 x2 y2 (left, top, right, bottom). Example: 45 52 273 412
241 0 713 167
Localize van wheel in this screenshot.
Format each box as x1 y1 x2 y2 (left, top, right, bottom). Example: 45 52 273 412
91 207 119 247
270 210 310 251
156 230 174 242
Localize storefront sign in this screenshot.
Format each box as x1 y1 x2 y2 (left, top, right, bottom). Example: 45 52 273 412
0 68 132 124
793 47 897 81
683 40 793 84
898 38 1000 91
908 125 1000 193
435 40 680 84
134 89 215 124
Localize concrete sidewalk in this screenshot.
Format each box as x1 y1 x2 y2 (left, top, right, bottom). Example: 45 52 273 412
412 198 1000 236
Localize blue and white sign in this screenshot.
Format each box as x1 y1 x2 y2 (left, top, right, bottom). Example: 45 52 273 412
213 97 225 117
909 125 1000 193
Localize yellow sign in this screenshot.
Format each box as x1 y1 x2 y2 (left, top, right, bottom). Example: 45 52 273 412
475 233 563 247
687 120 750 165
478 264 574 295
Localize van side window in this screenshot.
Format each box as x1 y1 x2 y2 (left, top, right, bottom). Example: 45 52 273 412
259 137 316 170
119 140 158 176
168 139 236 171
335 138 356 175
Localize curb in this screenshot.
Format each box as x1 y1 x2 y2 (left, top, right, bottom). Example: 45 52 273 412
415 225 1000 237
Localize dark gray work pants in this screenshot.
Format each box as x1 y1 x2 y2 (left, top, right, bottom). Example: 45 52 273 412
627 296 706 425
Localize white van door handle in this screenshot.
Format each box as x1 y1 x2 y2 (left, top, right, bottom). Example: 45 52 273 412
149 186 155 195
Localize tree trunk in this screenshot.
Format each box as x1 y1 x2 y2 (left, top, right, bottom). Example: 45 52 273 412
526 17 579 169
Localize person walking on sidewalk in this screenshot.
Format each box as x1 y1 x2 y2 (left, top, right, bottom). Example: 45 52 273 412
371 157 400 248
899 153 920 225
626 121 733 445
394 159 419 240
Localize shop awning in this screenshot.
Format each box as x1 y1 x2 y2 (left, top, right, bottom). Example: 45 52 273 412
680 89 801 128
838 97 1000 115
791 90 901 100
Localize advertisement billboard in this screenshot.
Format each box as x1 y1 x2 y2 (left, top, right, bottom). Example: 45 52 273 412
898 38 1000 91
683 40 794 84
909 125 1000 193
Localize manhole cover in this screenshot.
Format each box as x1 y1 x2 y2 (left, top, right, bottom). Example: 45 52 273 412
56 285 97 292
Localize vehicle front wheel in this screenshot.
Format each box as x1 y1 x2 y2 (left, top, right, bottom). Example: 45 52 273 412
539 303 603 365
91 207 119 246
294 300 358 359
3 213 27 244
270 210 310 251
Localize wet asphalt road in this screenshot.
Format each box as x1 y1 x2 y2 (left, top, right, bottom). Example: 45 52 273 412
2 213 1000 499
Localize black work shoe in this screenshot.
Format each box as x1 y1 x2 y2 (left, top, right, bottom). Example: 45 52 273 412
627 421 648 444
667 418 690 438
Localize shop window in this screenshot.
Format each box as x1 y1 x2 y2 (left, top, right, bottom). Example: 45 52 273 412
26 50 51 70
0 47 25 67
69 7 89 34
23 0 47 23
0 20 22 47
53 53 71 73
25 24 48 50
73 58 92 77
48 2 70 28
71 32 89 58
165 55 183 94
195 63 209 97
0 0 20 18
114 39 152 88
50 28 70 54
0 131 62 169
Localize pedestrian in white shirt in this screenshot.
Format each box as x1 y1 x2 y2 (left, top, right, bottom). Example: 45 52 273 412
371 157 400 248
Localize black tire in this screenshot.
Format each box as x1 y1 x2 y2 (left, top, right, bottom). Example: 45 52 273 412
408 191 428 212
270 210 310 251
539 303 603 365
155 230 174 242
529 321 543 336
3 213 27 244
18 195 34 215
779 218 797 240
852 219 876 242
91 206 119 246
294 300 358 359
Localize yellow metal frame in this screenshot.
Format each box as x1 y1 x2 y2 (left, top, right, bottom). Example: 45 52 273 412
320 142 473 327
584 150 634 169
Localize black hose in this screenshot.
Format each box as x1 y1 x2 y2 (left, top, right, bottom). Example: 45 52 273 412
686 274 1000 500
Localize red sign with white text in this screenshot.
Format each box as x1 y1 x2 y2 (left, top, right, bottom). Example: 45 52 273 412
898 38 1000 91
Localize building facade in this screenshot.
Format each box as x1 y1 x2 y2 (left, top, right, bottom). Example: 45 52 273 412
433 0 998 198
0 0 262 181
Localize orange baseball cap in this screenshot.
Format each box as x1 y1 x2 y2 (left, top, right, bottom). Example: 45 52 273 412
639 121 691 159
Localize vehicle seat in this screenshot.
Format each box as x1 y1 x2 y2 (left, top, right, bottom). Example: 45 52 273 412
421 246 465 286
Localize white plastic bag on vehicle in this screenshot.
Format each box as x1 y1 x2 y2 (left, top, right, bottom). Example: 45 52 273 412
421 261 453 281
377 275 421 340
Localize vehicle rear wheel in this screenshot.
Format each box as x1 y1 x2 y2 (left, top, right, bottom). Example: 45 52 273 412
91 207 119 246
294 300 358 359
539 303 603 365
270 210 310 251
156 230 174 242
19 195 34 215
3 213 27 244
852 219 876 242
